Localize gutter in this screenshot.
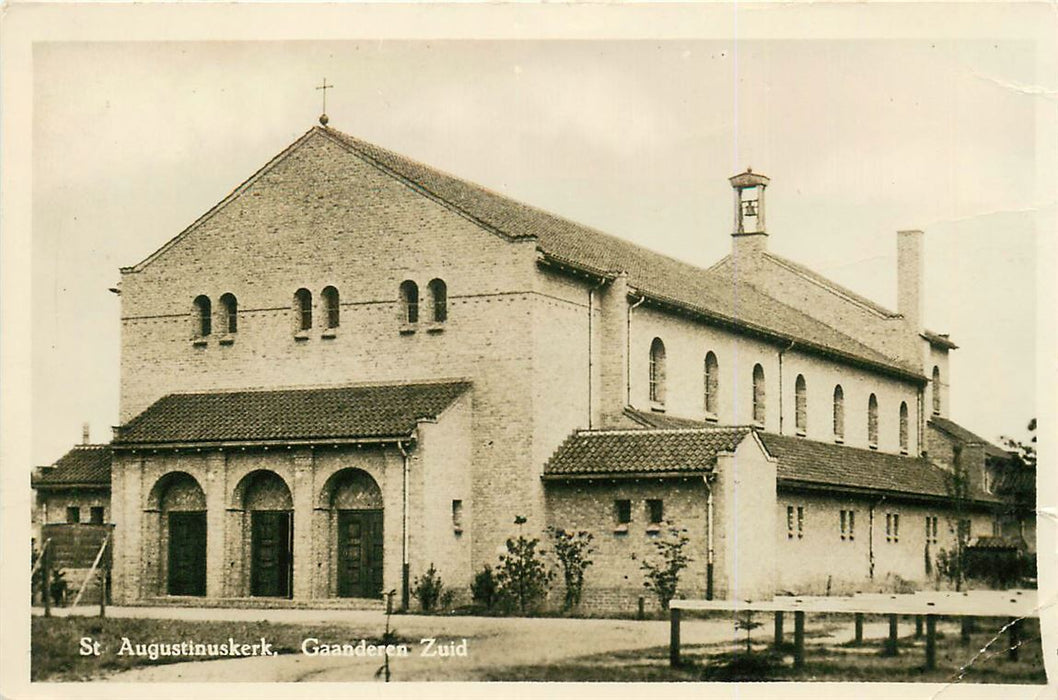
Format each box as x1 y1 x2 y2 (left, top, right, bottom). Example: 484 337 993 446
398 438 411 611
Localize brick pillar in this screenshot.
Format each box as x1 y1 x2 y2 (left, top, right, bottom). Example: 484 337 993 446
597 273 629 426
292 449 315 600
204 451 227 598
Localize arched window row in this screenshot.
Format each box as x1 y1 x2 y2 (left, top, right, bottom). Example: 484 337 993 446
192 293 236 340
294 286 343 334
400 278 448 326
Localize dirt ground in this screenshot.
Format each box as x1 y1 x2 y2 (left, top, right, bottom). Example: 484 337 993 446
37 605 908 682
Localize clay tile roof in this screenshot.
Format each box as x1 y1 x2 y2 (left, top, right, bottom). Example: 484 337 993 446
624 409 999 504
757 432 999 504
928 416 1012 460
543 426 753 478
32 445 112 487
316 127 921 381
114 381 470 446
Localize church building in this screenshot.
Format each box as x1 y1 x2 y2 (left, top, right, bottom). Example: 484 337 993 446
107 121 1008 609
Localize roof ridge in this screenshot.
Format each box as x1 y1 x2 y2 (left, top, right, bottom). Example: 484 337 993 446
577 426 754 436
162 377 472 397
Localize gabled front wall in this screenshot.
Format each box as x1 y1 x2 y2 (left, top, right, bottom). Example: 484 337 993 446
118 130 541 575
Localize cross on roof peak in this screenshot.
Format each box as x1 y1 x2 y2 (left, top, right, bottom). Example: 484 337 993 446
316 78 334 126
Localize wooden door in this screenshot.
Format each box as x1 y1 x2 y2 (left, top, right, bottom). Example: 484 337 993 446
168 511 206 596
337 510 383 598
251 511 292 598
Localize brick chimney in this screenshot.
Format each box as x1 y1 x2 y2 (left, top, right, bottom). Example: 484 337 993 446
730 169 770 270
897 230 924 332
82 422 90 445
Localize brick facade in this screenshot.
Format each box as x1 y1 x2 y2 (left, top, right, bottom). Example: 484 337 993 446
107 125 1008 609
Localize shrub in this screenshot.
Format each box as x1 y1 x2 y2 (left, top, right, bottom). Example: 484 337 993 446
495 516 555 615
470 565 498 611
640 524 691 610
548 527 595 611
412 563 444 612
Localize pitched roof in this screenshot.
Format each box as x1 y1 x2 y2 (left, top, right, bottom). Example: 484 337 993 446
114 381 470 447
625 409 999 504
929 416 1012 460
921 330 958 350
543 427 753 478
758 432 998 504
32 445 112 487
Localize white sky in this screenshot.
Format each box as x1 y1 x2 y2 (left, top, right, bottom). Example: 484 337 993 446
27 33 1050 466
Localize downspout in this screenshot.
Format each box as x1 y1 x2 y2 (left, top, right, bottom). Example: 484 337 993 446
777 341 795 434
398 439 411 611
626 294 646 406
587 279 607 428
917 385 926 456
868 495 886 580
704 474 716 600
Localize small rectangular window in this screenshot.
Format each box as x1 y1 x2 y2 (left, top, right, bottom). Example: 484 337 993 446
647 499 663 524
958 518 971 541
66 506 80 524
615 499 632 525
451 500 463 531
787 505 804 539
886 513 900 542
90 506 105 525
925 515 939 545
840 509 855 541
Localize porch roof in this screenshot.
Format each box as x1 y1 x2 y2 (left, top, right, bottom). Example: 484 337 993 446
113 380 470 447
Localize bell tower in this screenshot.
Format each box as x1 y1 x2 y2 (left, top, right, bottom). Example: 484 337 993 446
729 167 770 235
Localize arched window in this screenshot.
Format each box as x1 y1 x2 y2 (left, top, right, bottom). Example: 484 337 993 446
400 280 419 324
795 374 807 435
899 401 909 454
219 293 238 334
752 364 766 426
868 393 879 448
428 279 447 323
322 286 340 329
932 366 942 415
294 288 312 331
649 338 666 404
193 295 212 337
704 351 719 417
833 385 845 441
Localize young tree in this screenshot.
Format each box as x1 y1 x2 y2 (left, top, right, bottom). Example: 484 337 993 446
548 527 595 612
640 524 692 610
495 516 555 615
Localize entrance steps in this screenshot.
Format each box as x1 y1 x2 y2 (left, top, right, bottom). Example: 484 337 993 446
138 596 386 610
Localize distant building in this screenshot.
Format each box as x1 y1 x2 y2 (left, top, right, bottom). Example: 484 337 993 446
100 123 1025 609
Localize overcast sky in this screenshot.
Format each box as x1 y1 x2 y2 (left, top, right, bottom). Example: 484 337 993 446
29 35 1048 466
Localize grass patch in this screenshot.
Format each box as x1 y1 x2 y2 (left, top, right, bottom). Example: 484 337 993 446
485 620 1048 684
32 616 408 681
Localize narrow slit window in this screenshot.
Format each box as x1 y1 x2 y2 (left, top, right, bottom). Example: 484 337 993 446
400 280 419 324
795 374 807 435
833 385 845 441
868 393 879 448
649 338 666 404
752 364 766 426
322 286 340 329
899 401 909 453
704 351 719 416
294 288 312 331
219 293 238 334
428 278 447 323
193 295 212 337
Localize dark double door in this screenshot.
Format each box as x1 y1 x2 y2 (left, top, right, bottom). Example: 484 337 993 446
251 511 293 598
168 511 206 596
337 510 384 598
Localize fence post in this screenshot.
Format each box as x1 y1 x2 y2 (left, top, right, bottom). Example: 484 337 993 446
669 607 681 667
774 611 784 649
961 616 973 645
99 564 108 618
854 613 864 645
638 597 645 621
925 615 937 671
793 611 805 669
1008 617 1020 662
42 546 52 618
915 615 923 638
884 614 899 656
